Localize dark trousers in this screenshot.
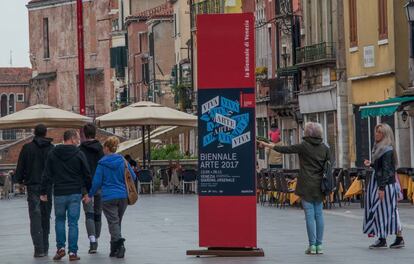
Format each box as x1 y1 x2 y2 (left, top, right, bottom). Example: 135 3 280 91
82 193 102 239
27 185 52 253
102 199 128 242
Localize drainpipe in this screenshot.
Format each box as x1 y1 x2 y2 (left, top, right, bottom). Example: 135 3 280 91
189 0 195 110
76 0 85 115
410 22 414 89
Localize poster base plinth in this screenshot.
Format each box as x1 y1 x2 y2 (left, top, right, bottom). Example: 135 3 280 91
186 247 264 257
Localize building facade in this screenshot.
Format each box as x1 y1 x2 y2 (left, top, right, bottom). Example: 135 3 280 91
344 0 411 167
297 0 348 168
171 0 193 112
27 0 114 117
255 0 302 170
126 2 175 107
0 68 32 141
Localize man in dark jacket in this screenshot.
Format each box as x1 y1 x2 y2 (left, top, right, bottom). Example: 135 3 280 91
40 130 91 261
79 124 104 253
15 124 54 258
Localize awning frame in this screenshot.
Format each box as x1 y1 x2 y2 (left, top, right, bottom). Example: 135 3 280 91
359 96 414 118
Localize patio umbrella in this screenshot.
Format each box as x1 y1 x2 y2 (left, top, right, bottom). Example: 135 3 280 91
0 104 92 129
95 101 197 167
95 101 197 128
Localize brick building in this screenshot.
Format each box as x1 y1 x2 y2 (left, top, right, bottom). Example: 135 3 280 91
126 2 175 107
0 67 32 141
27 0 115 117
0 67 32 116
0 128 125 168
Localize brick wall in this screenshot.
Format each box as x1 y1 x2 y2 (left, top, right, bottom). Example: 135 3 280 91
27 0 113 115
0 128 125 166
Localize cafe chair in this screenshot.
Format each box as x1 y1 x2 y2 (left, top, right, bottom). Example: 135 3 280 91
138 169 153 194
182 169 197 195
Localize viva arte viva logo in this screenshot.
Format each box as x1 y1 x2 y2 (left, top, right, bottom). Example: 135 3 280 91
201 96 251 149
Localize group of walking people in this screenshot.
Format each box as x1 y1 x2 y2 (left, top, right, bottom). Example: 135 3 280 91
14 120 407 258
258 122 405 254
16 124 137 261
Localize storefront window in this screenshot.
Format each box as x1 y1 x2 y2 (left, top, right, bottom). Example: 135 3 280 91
354 106 377 166
307 113 317 122
380 115 395 133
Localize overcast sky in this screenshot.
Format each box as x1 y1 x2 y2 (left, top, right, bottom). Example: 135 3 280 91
0 0 31 67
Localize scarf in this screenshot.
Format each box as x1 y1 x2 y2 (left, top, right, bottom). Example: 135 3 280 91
371 143 393 163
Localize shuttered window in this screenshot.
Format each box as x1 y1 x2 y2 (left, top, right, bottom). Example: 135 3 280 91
349 0 357 47
378 0 388 40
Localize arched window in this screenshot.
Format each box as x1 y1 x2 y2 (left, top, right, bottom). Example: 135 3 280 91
9 94 15 114
1 94 8 117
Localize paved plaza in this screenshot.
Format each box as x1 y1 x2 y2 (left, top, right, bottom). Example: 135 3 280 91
1 194 414 264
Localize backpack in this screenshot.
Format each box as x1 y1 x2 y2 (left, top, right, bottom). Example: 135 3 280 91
123 160 138 205
320 145 335 196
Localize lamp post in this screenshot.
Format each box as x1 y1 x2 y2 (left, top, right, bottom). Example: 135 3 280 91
405 0 414 88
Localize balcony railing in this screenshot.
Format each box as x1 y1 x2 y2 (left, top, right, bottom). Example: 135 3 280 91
71 105 97 119
276 65 299 77
295 42 336 66
191 0 225 29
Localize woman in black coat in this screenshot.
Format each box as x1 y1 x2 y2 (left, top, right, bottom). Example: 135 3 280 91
363 123 404 249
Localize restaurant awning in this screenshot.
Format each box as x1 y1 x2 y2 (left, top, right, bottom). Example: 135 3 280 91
117 126 191 159
298 87 337 114
360 96 414 118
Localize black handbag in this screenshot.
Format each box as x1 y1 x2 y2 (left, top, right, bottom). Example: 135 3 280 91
321 146 334 196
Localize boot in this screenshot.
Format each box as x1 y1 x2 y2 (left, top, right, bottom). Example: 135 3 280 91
109 241 117 257
33 248 46 258
116 238 126 258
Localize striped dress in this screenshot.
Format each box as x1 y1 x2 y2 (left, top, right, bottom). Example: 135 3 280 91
363 172 402 238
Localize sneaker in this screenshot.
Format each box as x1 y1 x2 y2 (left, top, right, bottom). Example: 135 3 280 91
69 252 80 261
88 242 98 254
369 239 387 249
390 237 405 249
305 245 317 255
316 245 323 254
53 248 66 261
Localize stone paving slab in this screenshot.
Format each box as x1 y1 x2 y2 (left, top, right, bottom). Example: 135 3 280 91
0 194 414 264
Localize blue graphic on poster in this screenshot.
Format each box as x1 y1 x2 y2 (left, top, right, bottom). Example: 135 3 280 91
198 88 255 196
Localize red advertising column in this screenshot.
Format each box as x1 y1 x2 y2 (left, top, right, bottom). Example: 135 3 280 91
187 13 263 257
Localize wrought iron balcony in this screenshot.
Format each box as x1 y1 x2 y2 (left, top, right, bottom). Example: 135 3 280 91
71 105 97 119
191 0 225 29
295 42 336 67
276 65 299 77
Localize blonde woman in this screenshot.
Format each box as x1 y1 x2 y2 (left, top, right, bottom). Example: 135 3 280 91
85 137 137 258
363 123 404 249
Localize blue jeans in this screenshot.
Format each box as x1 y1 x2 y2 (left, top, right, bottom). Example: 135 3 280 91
54 194 82 253
302 200 324 246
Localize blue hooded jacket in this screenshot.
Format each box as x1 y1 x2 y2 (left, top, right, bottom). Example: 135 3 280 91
88 154 137 202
